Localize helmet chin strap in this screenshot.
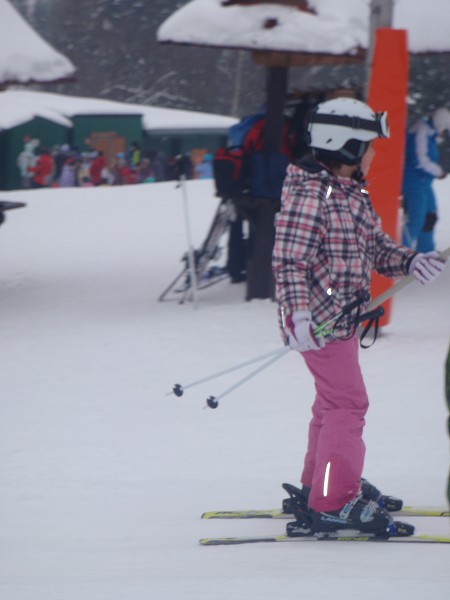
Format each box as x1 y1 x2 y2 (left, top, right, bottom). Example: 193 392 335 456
352 167 364 182
339 139 370 165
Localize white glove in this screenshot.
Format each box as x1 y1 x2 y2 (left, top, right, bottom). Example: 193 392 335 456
409 251 446 285
287 310 325 352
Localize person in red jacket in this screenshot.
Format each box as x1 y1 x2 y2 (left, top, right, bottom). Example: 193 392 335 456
112 152 134 185
89 151 107 186
29 148 54 188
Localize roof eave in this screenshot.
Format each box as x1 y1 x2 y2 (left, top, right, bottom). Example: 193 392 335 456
158 38 367 65
0 75 77 91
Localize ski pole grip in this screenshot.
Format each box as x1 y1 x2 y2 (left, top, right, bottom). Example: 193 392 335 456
367 245 450 311
341 290 370 314
313 290 370 337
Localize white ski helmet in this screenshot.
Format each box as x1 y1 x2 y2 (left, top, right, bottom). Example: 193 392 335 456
307 97 389 165
432 107 450 135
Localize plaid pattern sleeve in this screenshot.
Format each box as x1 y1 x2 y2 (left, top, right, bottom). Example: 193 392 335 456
371 210 415 276
272 165 326 335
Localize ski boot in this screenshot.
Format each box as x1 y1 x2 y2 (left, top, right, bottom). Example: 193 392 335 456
309 493 392 539
388 520 415 537
282 479 404 515
281 483 309 515
283 483 414 539
286 514 313 538
282 483 313 537
360 478 403 512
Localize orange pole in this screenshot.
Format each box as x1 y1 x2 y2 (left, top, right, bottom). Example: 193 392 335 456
366 28 409 326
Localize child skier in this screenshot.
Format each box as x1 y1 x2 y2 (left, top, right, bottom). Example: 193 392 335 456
272 97 447 537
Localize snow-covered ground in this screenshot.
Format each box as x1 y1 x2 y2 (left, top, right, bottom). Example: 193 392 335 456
0 177 449 599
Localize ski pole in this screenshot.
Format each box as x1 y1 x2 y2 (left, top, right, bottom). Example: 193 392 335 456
168 347 289 397
179 174 199 308
204 347 290 409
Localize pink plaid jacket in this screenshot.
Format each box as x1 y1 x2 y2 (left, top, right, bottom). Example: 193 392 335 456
272 160 415 343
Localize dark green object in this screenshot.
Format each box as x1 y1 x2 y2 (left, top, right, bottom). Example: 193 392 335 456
0 117 69 190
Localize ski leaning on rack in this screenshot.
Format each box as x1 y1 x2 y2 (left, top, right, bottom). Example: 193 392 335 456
158 198 234 303
201 506 450 519
200 532 450 546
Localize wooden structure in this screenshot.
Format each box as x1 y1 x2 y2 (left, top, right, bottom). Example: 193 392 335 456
158 0 370 300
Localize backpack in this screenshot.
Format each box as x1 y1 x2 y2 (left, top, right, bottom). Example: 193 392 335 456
212 115 297 200
242 117 295 200
242 117 295 156
212 146 248 198
228 113 265 147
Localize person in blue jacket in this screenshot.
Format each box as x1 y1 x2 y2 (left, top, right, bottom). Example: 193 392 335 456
195 153 213 179
402 107 450 251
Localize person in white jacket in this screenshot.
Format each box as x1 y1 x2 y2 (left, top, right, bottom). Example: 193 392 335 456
402 107 450 251
16 137 39 189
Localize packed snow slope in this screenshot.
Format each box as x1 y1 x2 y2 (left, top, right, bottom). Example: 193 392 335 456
0 178 449 600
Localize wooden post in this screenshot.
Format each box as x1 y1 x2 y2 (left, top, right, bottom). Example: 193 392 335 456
231 50 245 117
368 0 393 36
365 0 394 94
264 66 288 152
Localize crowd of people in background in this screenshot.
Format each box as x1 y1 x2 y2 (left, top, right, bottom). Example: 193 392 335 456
16 137 214 190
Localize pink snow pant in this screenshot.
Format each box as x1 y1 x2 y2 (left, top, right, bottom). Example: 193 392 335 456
299 336 368 512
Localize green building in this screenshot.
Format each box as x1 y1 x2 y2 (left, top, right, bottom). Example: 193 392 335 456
0 90 236 191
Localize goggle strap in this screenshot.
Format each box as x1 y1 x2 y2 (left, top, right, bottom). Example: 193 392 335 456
311 113 387 137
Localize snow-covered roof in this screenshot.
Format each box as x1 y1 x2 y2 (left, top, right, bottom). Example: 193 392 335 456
157 0 450 56
0 0 75 86
0 90 238 133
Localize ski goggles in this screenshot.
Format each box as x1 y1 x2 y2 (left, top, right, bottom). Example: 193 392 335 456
374 111 389 138
311 110 390 139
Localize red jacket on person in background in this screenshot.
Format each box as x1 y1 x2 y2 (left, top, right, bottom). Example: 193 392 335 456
29 151 54 187
90 153 107 185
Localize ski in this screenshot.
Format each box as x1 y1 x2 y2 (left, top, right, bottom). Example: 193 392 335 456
199 533 450 546
201 506 450 520
158 198 233 303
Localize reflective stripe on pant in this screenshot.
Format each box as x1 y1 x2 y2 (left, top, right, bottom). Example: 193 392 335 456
300 336 368 512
